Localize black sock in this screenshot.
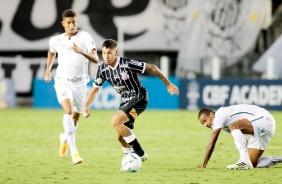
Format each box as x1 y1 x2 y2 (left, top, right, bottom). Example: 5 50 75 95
128 139 145 157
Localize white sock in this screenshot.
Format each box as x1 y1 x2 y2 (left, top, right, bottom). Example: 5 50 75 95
123 133 136 143
61 122 78 143
60 133 67 143
231 129 250 162
257 156 282 168
122 147 134 154
63 114 78 155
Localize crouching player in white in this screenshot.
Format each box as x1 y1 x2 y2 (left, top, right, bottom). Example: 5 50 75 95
44 9 99 164
197 104 282 170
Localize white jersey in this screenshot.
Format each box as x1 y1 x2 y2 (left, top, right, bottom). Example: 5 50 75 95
212 104 267 132
49 30 96 86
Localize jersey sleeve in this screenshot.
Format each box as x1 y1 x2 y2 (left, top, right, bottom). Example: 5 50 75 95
212 107 229 130
83 32 96 52
49 37 56 53
93 66 105 88
127 59 146 73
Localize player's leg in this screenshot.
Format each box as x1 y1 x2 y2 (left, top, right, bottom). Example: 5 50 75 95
248 111 279 168
60 99 82 164
73 111 80 128
248 144 282 168
58 109 80 156
111 110 147 159
54 80 72 159
65 85 87 164
117 133 134 154
248 148 263 167
72 84 86 129
117 95 148 160
227 119 254 169
256 155 282 168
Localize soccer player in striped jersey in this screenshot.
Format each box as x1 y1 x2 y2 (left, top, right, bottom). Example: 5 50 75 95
197 104 282 170
44 9 99 165
83 39 179 162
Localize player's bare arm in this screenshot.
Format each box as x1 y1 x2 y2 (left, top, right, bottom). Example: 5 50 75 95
83 87 99 118
44 50 56 83
70 43 99 63
198 128 221 168
145 63 179 96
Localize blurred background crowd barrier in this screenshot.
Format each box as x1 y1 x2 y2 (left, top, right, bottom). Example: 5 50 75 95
1 0 282 110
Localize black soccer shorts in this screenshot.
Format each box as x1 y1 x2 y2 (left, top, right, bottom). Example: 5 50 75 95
119 93 148 129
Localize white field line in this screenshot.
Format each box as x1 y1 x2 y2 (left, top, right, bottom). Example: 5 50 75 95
10 146 282 152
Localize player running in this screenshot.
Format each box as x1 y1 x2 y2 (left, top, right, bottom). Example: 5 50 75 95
44 9 99 164
83 39 179 161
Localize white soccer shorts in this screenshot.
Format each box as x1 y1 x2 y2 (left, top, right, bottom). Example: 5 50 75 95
248 109 276 150
54 78 87 114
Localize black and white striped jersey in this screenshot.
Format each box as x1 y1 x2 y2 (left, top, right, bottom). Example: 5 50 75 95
93 57 147 103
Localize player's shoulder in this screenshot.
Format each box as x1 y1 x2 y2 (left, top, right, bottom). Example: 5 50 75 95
120 57 130 63
97 62 108 71
77 30 91 37
50 33 64 40
49 33 64 43
215 106 229 116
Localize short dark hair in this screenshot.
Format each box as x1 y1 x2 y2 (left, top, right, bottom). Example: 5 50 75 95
102 39 117 49
198 108 214 119
62 9 76 20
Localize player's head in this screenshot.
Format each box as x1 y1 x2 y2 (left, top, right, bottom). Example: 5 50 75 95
198 108 215 129
102 39 119 67
61 9 78 36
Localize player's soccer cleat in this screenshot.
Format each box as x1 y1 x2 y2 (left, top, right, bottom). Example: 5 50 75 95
140 152 148 162
226 160 253 170
72 153 83 165
59 133 68 158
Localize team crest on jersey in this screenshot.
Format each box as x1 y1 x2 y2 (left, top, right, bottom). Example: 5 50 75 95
129 108 138 119
120 71 129 80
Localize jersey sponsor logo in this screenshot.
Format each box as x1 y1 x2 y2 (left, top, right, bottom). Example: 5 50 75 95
130 60 142 66
67 77 82 83
120 64 128 68
114 85 126 95
129 108 138 119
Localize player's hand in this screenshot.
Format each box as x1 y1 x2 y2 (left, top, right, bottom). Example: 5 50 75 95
44 71 52 82
83 107 91 118
195 165 205 168
69 43 83 54
167 83 179 96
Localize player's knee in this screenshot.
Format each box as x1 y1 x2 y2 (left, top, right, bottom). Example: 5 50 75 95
111 117 120 129
229 123 244 131
63 107 72 114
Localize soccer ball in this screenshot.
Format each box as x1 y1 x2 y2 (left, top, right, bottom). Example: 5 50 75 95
121 153 142 172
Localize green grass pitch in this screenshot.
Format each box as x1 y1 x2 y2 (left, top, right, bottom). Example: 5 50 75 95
1 108 282 184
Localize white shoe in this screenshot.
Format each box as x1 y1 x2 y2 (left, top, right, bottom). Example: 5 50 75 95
227 160 253 170
140 152 148 162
